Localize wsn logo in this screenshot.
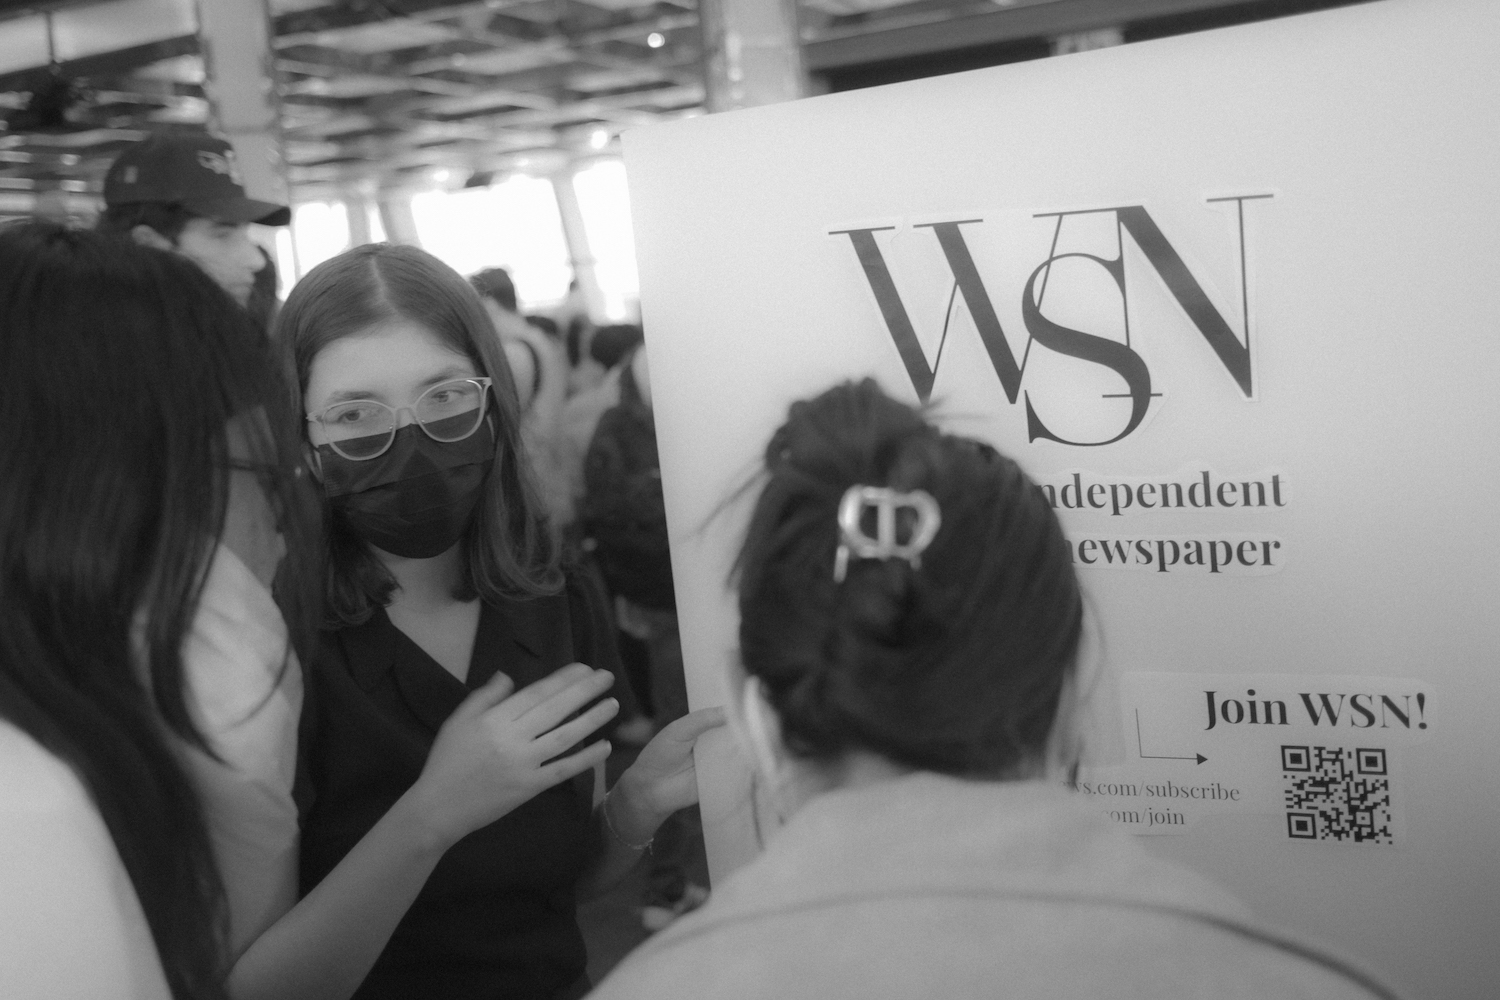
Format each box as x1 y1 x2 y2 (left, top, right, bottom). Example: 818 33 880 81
832 196 1271 447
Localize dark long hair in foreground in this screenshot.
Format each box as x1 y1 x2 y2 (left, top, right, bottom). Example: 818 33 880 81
0 223 316 999
736 379 1084 777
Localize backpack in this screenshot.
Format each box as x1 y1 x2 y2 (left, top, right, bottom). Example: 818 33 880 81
580 363 676 610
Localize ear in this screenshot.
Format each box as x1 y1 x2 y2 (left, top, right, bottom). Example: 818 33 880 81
129 224 174 251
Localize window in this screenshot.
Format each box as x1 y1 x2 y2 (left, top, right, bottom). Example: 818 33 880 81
571 159 640 322
290 200 351 281
410 176 572 311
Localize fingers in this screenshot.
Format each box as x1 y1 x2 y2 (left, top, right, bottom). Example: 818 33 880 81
535 697 621 758
493 662 597 719
512 668 615 735
451 671 515 721
538 739 613 787
655 707 728 744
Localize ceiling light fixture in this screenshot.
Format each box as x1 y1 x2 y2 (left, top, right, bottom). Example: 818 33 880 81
589 127 610 150
647 32 666 48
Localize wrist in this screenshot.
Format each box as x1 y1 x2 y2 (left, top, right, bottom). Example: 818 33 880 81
391 784 462 857
606 771 665 847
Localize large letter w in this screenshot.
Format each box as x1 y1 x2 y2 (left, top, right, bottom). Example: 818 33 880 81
831 221 1025 404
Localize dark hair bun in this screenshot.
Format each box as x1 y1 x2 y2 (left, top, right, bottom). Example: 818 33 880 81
737 379 1082 777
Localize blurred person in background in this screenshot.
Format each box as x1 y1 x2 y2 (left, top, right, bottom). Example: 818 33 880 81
578 345 707 931
471 267 571 528
587 379 1396 1000
565 321 635 401
96 131 287 332
526 314 561 339
554 326 657 745
558 324 645 522
553 278 593 386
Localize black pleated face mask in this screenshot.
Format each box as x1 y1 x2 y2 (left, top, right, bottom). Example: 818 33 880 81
317 420 495 559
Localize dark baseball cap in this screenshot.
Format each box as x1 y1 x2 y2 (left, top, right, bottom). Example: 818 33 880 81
103 132 290 226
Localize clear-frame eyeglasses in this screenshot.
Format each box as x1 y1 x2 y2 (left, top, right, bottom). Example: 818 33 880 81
307 377 494 461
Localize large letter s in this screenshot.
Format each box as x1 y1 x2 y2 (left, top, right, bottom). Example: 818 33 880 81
1020 253 1152 446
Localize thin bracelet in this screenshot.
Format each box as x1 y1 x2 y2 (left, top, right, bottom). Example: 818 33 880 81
602 789 654 852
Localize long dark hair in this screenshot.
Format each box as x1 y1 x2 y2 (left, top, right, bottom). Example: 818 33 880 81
736 379 1083 777
274 243 561 626
0 223 317 999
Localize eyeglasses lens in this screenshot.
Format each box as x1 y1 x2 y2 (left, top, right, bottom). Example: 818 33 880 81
417 380 486 442
322 401 396 460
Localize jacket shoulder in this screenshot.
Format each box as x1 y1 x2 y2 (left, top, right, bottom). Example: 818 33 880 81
590 887 1397 1000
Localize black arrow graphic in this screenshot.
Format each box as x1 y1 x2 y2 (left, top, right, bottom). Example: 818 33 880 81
1136 710 1207 764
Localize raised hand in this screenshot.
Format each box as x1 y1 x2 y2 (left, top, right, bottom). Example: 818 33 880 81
609 708 727 841
410 663 619 849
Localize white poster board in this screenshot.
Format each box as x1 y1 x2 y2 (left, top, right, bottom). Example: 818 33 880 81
623 1 1500 996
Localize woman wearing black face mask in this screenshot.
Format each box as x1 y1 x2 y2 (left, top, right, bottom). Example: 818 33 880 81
276 244 723 1000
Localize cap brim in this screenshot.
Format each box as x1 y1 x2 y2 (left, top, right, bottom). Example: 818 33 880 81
184 196 291 227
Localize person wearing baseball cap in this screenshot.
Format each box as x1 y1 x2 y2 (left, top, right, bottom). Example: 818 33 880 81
98 131 289 311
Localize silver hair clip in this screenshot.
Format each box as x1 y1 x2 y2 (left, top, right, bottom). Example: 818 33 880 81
834 485 942 583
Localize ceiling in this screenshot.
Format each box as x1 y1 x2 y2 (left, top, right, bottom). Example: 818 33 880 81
0 0 1365 212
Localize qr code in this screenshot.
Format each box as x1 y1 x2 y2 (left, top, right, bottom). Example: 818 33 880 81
1282 746 1393 845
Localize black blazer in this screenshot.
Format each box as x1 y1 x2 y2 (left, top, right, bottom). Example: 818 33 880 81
296 575 620 1000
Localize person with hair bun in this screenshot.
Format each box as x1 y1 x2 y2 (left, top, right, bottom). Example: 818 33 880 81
587 378 1394 1000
